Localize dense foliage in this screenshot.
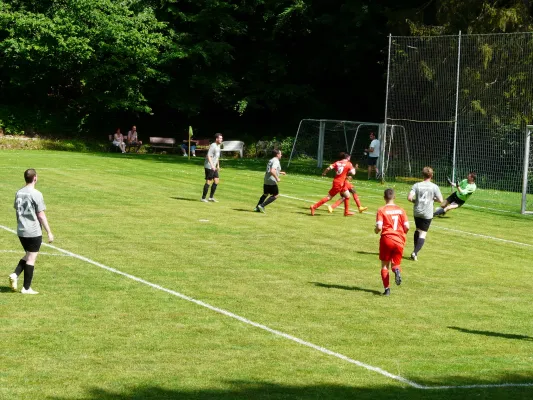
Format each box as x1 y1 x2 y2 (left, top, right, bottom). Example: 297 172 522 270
0 0 532 138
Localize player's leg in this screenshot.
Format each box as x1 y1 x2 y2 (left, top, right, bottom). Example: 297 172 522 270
412 218 431 260
202 179 211 201
342 191 354 216
434 197 451 216
259 185 279 212
379 238 392 295
350 188 368 212
19 237 41 294
391 244 403 286
331 196 343 210
311 187 338 215
8 251 26 292
209 174 220 201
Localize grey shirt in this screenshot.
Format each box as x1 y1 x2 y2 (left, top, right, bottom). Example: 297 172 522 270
204 142 221 169
264 157 281 185
14 186 46 237
410 181 442 219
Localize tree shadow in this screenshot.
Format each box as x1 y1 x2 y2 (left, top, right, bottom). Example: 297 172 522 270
49 379 533 400
311 282 382 296
448 326 533 341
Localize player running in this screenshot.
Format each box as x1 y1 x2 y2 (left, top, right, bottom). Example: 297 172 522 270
375 188 409 296
407 167 443 261
328 164 368 214
433 172 476 217
310 152 356 216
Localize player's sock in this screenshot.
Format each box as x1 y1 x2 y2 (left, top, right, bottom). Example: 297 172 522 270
257 195 267 207
313 196 330 209
343 197 350 213
414 238 425 254
381 268 389 289
331 198 343 210
202 184 209 199
413 230 419 252
14 259 26 276
209 183 218 198
23 264 35 290
262 196 277 207
352 193 362 207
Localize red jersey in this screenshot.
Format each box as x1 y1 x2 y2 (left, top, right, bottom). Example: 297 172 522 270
330 159 354 186
376 204 409 245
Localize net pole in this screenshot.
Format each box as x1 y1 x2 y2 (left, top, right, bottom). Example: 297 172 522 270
317 120 326 168
451 31 462 182
521 125 532 214
381 33 392 182
287 119 305 168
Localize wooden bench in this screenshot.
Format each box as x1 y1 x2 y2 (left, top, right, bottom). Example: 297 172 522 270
194 139 211 154
149 137 177 153
221 140 245 158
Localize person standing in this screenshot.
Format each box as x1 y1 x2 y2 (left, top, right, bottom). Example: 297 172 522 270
8 169 54 294
365 131 380 180
407 167 443 261
433 172 477 217
201 133 223 202
375 188 409 296
310 152 356 216
254 149 286 213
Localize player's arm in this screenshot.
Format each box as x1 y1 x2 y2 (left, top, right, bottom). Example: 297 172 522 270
375 220 382 234
37 211 54 243
321 165 333 176
407 190 416 202
402 212 410 233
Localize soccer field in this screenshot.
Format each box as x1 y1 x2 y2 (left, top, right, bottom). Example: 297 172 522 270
1 151 533 400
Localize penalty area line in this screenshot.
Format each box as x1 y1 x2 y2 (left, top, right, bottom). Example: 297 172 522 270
1 224 532 390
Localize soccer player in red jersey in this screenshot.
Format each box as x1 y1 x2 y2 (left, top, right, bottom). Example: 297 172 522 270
310 152 355 216
375 188 409 296
329 164 368 214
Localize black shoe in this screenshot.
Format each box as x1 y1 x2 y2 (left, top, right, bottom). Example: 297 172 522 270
383 288 390 296
394 268 402 286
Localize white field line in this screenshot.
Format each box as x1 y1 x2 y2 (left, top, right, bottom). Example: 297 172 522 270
1 224 532 390
0 249 70 256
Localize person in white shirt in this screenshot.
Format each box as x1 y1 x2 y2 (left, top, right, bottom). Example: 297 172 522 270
364 131 380 180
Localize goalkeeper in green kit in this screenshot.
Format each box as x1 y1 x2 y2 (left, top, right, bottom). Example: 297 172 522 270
434 172 476 217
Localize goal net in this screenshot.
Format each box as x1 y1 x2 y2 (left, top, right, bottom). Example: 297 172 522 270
522 125 533 214
384 32 533 213
287 119 383 170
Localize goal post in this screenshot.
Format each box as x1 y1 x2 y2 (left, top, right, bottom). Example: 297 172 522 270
288 119 383 169
521 125 533 214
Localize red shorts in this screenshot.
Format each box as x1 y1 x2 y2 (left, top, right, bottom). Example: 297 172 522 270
328 182 345 197
342 181 354 192
379 236 405 266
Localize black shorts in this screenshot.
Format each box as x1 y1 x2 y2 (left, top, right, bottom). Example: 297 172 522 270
446 192 465 207
263 184 279 196
367 157 378 166
414 217 432 232
204 168 219 180
19 236 42 252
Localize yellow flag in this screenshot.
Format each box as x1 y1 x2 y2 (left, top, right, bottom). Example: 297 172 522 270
189 126 193 137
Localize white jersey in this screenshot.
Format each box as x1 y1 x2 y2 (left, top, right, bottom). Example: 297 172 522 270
14 186 46 237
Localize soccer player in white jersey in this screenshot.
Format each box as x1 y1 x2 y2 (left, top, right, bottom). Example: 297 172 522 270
201 133 223 202
8 169 54 294
407 167 443 261
254 149 286 213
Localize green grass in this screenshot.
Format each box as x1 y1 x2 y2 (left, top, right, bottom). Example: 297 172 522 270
1 150 533 400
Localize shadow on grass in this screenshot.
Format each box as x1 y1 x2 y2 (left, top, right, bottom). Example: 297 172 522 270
353 250 379 256
0 286 14 293
448 326 533 341
50 379 533 400
170 197 200 202
311 282 382 296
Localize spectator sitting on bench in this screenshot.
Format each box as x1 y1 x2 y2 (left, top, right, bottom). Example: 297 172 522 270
181 136 198 157
112 128 126 153
127 125 142 152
